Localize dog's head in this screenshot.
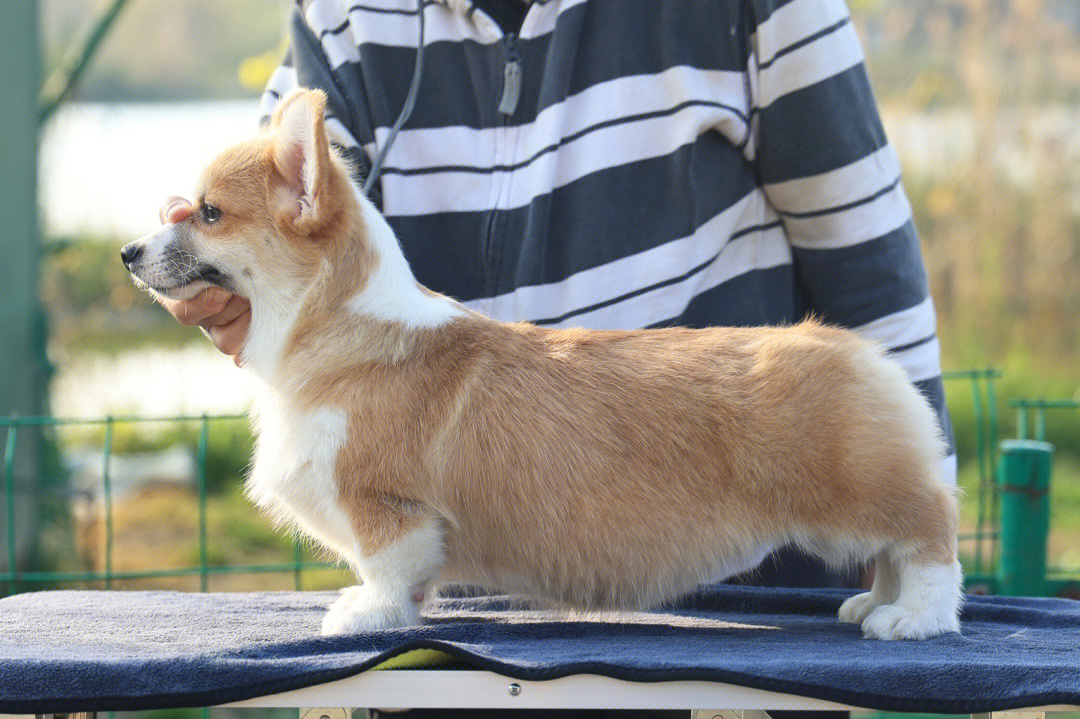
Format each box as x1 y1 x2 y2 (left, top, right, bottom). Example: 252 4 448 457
121 89 356 304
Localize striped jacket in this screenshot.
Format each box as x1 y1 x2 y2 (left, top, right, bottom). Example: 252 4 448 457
260 0 956 482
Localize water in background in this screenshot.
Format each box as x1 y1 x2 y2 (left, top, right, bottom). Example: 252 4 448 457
50 345 261 418
40 100 262 240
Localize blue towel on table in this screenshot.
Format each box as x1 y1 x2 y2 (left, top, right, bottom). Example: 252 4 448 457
0 585 1078 713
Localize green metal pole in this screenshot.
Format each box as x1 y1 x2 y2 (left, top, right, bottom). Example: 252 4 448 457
1035 409 1047 442
294 540 303 590
972 376 987 574
39 0 130 123
198 416 209 592
986 376 1000 566
4 428 18 595
0 1 43 590
996 439 1053 596
102 418 114 589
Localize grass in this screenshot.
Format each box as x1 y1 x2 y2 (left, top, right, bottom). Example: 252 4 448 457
1047 454 1080 572
59 483 352 593
956 454 1080 578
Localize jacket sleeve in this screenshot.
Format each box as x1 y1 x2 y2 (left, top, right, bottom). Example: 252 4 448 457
258 5 379 204
743 0 956 484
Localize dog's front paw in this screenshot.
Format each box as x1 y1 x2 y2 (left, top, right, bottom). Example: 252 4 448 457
860 603 960 640
838 591 882 625
320 584 422 635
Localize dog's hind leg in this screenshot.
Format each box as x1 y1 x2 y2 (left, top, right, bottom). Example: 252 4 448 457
860 552 962 640
858 486 963 640
838 550 901 625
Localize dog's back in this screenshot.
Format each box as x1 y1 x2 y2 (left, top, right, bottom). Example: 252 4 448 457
327 318 953 614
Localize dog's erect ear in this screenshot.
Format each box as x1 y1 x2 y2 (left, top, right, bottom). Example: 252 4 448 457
270 89 333 231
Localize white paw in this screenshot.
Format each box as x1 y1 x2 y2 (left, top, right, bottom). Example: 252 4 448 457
320 584 422 635
838 591 882 625
861 603 960 640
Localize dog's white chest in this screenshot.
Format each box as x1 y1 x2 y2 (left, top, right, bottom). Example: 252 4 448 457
247 396 356 559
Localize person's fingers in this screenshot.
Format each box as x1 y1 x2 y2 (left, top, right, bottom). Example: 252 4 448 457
159 195 193 224
198 294 250 329
158 287 232 327
207 308 252 359
153 283 250 363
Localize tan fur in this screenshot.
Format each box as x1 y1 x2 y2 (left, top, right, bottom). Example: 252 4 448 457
307 317 957 608
127 89 961 637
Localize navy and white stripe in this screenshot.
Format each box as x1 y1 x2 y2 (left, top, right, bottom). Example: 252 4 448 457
260 0 955 482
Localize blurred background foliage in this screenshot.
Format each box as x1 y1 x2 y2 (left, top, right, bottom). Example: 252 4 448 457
40 0 289 100
859 0 1080 379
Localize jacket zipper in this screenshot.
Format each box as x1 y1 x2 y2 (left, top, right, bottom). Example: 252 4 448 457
498 33 522 116
482 33 521 299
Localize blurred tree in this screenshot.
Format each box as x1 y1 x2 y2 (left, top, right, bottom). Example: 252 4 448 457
857 0 1080 366
39 0 291 101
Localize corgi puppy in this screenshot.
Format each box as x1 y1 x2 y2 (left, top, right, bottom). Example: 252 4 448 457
122 89 962 640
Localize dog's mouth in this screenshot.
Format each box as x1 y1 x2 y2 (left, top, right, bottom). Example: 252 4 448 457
132 274 221 302
129 249 231 301
156 278 228 301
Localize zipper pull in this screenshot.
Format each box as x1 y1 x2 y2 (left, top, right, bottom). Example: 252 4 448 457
498 34 522 116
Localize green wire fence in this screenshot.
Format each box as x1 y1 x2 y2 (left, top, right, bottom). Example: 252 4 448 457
943 369 1002 583
2 368 1068 599
1010 397 1080 594
1014 398 1080 443
1 413 341 597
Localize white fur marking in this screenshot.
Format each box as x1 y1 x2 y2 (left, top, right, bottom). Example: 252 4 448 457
321 518 445 634
247 395 356 559
346 190 466 328
861 560 962 640
242 291 304 380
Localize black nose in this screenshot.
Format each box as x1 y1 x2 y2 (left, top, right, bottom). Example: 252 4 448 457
120 243 142 268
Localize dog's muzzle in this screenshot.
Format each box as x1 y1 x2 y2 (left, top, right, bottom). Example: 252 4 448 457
121 230 228 299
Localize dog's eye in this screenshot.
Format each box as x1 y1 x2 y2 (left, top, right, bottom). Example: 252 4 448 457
202 203 222 223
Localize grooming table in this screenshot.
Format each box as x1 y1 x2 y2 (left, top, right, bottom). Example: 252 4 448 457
1 585 1078 715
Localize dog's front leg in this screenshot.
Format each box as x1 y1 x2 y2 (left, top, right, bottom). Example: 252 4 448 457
321 497 445 635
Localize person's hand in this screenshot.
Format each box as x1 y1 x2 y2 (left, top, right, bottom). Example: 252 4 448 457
156 196 252 367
